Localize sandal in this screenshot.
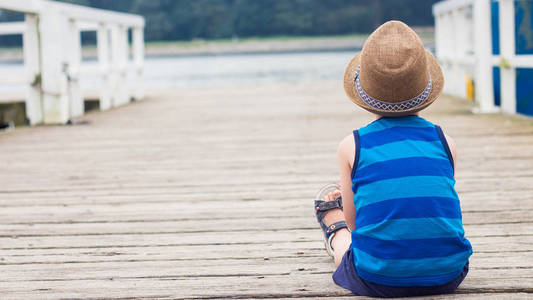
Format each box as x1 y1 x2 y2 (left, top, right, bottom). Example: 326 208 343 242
314 183 349 257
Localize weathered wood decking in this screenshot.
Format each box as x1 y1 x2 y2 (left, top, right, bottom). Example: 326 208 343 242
1 82 532 299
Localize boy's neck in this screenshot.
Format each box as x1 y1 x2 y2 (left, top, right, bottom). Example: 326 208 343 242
374 113 419 120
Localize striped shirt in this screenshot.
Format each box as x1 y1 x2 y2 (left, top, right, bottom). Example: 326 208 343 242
350 115 472 287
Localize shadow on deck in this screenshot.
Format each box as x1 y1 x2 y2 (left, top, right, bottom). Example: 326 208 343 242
1 82 532 299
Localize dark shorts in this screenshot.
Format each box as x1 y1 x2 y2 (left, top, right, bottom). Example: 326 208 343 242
333 248 469 298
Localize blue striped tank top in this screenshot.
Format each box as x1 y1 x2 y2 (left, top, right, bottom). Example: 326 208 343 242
350 115 472 287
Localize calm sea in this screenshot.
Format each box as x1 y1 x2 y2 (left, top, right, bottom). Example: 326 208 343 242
0 50 357 97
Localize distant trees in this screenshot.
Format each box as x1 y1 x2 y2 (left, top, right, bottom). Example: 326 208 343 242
0 0 439 46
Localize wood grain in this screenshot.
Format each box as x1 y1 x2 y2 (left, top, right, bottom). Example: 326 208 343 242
1 82 532 299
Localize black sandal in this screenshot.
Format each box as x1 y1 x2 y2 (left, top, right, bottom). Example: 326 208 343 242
314 183 349 257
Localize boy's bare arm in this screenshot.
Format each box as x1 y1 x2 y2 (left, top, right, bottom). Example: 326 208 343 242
338 134 356 231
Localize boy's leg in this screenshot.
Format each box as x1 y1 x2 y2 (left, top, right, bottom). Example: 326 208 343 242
322 190 351 267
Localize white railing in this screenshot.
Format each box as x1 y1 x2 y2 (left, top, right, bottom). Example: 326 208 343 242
433 0 532 114
0 0 145 124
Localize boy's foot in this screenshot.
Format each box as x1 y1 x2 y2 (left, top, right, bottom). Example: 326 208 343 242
321 190 345 228
314 185 349 257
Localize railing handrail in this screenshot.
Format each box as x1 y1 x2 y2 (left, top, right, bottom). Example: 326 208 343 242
0 0 143 27
433 0 474 16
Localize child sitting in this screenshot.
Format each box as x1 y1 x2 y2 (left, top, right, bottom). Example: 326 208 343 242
314 21 472 298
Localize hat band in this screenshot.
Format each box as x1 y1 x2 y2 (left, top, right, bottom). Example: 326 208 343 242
354 66 432 111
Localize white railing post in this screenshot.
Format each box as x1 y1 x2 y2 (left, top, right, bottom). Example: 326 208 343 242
97 23 112 110
119 25 131 104
450 9 463 98
132 26 144 100
67 19 84 118
38 9 70 124
109 24 119 107
473 0 496 112
434 14 441 57
498 0 516 114
456 8 471 99
110 24 129 107
23 13 43 125
439 12 450 95
442 12 454 95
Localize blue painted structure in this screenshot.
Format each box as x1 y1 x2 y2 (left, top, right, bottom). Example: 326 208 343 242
491 0 533 116
516 1 533 115
491 1 502 107
516 1 533 54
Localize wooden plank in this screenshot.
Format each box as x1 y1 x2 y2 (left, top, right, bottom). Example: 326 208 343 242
0 272 531 299
0 199 531 225
1 82 532 298
0 215 531 241
0 229 532 256
0 245 531 270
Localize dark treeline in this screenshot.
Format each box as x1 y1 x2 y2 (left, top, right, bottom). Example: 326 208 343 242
0 0 438 46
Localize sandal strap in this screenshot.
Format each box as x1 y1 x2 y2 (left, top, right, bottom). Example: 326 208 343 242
325 220 348 239
325 221 349 257
315 196 343 212
314 197 343 224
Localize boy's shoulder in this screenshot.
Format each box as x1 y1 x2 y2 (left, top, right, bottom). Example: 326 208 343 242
337 133 356 167
339 133 355 150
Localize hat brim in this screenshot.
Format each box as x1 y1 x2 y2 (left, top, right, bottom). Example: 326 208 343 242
343 50 444 117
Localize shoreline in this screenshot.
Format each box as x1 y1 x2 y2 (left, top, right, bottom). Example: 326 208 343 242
144 34 369 57
0 31 435 62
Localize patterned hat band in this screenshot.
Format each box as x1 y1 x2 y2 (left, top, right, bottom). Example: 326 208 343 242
354 66 432 111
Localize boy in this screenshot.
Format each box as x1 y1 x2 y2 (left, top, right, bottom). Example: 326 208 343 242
314 21 472 298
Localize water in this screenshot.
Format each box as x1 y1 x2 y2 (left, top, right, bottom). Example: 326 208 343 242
144 50 356 89
0 50 357 96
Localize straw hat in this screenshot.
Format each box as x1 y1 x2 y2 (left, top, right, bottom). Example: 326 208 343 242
343 21 444 116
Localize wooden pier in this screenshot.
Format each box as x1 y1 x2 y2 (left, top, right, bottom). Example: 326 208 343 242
1 82 532 299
